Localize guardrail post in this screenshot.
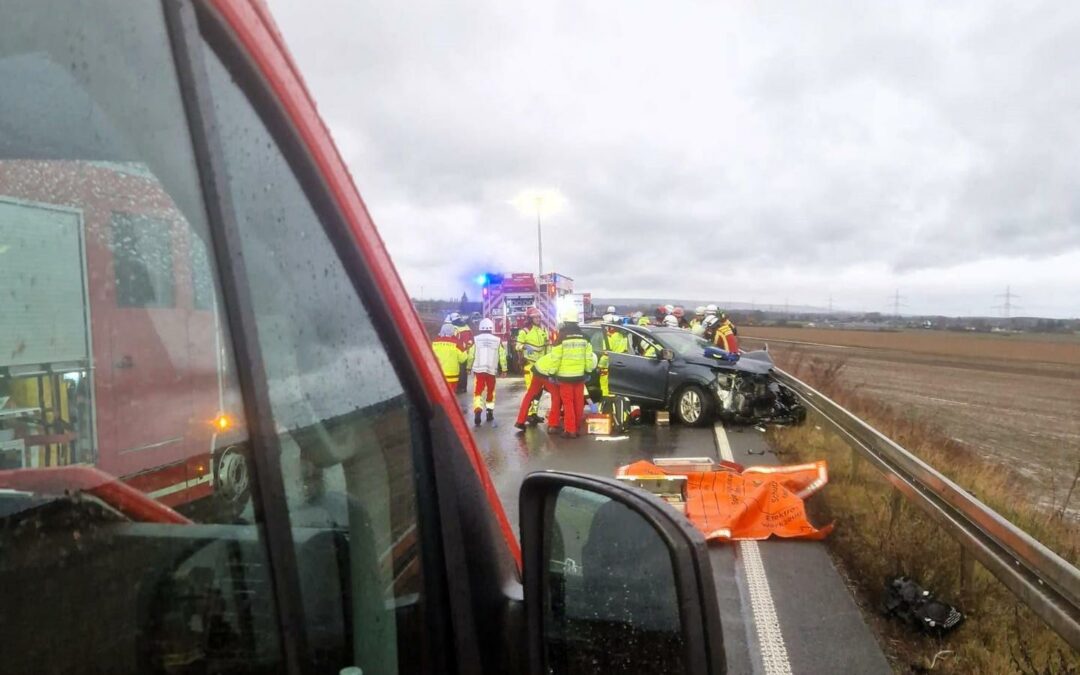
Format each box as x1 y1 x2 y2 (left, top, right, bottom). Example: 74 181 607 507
960 545 975 608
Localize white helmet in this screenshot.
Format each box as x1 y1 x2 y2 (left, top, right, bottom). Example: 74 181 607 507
664 304 675 314
479 318 494 332
703 315 720 328
632 311 644 319
705 304 717 315
694 306 705 316
662 314 679 328
606 305 616 314
447 311 461 323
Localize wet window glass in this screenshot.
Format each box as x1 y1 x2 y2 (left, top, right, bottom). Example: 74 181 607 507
201 36 427 675
111 212 175 308
0 2 281 673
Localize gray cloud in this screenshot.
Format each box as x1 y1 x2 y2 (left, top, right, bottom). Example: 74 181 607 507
270 0 1080 316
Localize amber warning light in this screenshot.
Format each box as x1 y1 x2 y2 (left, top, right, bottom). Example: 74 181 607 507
213 413 232 432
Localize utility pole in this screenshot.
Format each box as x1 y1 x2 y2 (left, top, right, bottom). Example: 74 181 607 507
536 197 543 280
995 285 1019 319
889 288 907 318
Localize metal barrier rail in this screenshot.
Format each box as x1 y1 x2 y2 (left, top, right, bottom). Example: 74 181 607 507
772 368 1080 650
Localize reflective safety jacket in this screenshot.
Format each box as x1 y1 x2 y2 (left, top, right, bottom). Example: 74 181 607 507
598 329 629 370
470 333 507 375
432 336 468 381
454 324 474 351
548 333 598 383
714 320 739 353
533 350 559 378
516 325 549 363
637 316 651 326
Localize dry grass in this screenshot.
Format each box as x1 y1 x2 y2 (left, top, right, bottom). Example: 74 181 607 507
769 352 1079 674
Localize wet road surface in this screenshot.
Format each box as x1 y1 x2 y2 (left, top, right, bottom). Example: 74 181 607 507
463 376 891 674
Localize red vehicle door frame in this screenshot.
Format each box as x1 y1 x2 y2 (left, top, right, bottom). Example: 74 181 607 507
203 0 520 566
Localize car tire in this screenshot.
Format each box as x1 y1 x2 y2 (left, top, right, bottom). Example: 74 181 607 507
673 384 714 427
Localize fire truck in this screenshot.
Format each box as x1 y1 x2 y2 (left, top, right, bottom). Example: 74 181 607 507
480 271 592 340
0 160 248 514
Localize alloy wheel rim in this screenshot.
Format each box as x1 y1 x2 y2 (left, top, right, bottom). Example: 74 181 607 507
680 390 702 423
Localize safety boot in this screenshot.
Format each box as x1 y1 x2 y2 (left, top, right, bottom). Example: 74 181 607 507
474 410 482 427
486 410 494 422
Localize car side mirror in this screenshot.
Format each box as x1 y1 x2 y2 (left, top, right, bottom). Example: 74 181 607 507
661 348 675 361
520 471 725 675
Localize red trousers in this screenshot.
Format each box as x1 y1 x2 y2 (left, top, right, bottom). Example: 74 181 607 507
473 373 497 412
558 381 586 435
516 374 561 426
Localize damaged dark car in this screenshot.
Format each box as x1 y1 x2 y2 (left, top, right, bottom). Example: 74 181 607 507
581 324 807 427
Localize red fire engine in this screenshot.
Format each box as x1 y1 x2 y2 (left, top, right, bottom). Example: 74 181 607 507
480 271 592 340
0 160 248 514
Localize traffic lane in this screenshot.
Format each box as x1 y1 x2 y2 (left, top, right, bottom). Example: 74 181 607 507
464 378 754 673
464 377 717 532
720 424 891 675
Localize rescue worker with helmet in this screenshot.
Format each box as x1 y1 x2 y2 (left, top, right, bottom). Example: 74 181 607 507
515 307 550 423
672 306 688 328
545 308 598 438
448 312 474 393
634 311 649 326
514 348 561 431
597 316 630 397
432 323 468 390
690 306 706 334
469 318 507 427
714 311 740 353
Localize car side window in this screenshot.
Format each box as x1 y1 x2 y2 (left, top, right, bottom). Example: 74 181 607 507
200 34 429 675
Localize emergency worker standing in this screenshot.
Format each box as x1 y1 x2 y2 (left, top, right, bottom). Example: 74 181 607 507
469 318 507 427
690 306 706 334
450 312 475 393
432 323 468 390
634 311 649 326
546 312 597 438
515 307 550 422
598 321 629 397
514 349 561 431
714 311 740 353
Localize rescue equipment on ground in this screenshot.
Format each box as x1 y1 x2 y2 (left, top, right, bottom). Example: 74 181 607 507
882 576 964 635
616 458 833 541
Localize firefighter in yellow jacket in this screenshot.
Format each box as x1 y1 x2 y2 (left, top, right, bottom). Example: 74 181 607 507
432 323 468 390
515 307 550 423
546 311 598 438
597 319 629 398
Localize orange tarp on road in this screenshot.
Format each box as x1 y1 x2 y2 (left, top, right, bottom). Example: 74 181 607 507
617 460 834 542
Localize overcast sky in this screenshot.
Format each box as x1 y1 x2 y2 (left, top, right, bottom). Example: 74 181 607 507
270 0 1079 318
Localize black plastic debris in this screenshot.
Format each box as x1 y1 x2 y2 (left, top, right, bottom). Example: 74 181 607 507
882 576 964 635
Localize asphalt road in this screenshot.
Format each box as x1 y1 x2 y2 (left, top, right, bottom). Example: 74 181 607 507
464 376 891 675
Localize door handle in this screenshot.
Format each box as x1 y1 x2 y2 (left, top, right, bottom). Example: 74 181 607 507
613 362 627 368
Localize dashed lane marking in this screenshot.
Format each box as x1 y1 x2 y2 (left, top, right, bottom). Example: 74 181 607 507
714 423 793 675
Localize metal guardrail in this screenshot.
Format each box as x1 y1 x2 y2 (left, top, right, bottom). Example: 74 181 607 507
773 368 1080 650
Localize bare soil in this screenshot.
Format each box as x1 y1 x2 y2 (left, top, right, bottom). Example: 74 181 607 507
743 327 1080 514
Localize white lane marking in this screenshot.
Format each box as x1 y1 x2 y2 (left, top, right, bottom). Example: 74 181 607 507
714 423 793 675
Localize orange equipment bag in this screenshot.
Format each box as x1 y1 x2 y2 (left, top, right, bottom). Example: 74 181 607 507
616 459 833 541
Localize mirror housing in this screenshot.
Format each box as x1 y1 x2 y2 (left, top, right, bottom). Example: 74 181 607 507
520 471 725 674
661 348 675 361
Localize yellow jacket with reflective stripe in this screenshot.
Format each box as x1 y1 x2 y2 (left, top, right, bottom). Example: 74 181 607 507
533 351 559 378
548 334 597 383
516 325 549 362
432 337 468 380
598 330 629 369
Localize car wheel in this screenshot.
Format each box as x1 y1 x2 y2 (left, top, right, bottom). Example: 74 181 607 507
674 385 713 427
214 445 252 521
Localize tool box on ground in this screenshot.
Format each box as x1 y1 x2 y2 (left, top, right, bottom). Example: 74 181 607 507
598 395 630 433
585 413 613 435
655 410 670 425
